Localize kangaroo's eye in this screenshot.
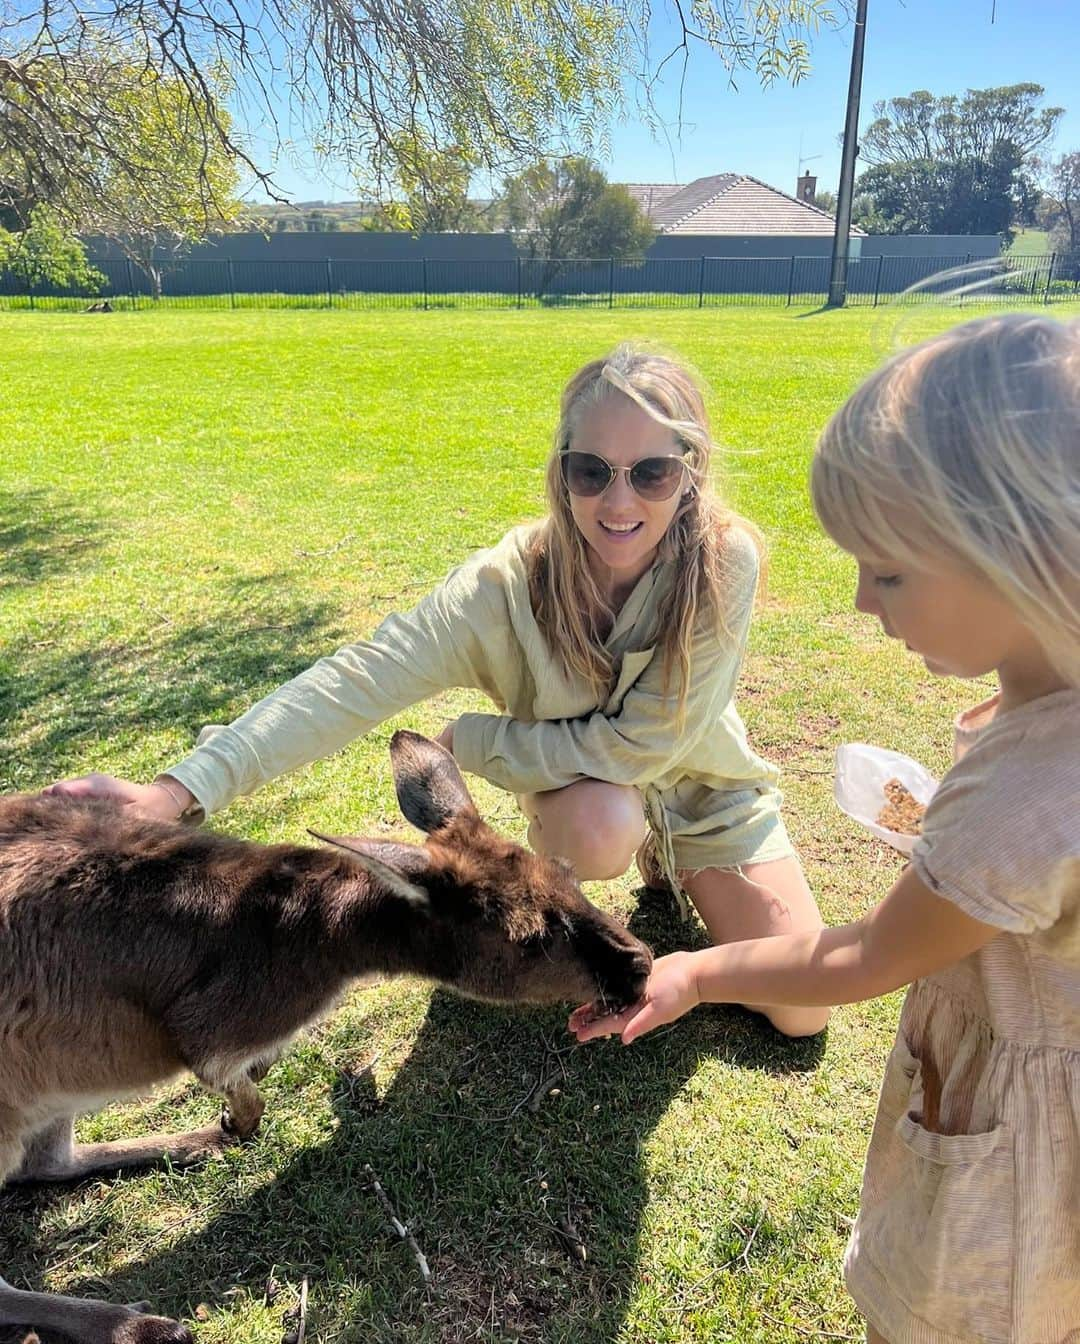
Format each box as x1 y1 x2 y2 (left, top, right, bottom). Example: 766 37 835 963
874 574 902 587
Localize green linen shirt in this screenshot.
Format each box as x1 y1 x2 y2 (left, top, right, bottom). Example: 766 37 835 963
168 524 781 848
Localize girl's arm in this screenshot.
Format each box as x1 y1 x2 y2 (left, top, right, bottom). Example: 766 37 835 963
570 865 1001 1044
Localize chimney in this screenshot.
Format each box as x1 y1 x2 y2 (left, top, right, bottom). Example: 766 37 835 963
796 173 817 203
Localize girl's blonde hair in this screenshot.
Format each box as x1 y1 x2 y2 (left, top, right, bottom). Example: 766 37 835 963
812 312 1080 686
526 342 763 715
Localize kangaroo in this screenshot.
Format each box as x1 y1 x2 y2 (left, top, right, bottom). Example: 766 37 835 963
0 730 652 1344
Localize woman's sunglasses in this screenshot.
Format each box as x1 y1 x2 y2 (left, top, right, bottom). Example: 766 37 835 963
559 449 689 502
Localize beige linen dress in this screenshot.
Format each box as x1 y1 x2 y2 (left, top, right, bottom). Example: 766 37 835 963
168 524 791 874
845 688 1080 1343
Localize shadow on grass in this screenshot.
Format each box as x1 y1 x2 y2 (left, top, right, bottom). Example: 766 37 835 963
1 484 828 1336
0 488 109 590
0 891 826 1344
0 573 344 788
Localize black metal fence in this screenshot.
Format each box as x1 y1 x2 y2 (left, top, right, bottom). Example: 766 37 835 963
2 250 1078 312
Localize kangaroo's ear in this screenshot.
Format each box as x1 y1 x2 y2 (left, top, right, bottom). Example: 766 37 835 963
307 831 431 909
389 729 481 835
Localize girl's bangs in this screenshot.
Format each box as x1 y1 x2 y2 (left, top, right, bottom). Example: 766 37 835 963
810 452 908 567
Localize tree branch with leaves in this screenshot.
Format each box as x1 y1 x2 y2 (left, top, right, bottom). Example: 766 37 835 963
853 84 1063 241
501 156 655 296
1035 151 1080 255
2 0 840 230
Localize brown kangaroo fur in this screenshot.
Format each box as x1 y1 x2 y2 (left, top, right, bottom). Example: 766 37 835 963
0 731 652 1344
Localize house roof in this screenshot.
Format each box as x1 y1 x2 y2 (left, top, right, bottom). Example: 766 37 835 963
624 173 865 237
621 183 687 215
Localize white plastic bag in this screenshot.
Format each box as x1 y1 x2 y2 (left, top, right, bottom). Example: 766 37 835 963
834 743 939 857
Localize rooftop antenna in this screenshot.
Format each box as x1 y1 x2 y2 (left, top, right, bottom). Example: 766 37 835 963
797 132 822 181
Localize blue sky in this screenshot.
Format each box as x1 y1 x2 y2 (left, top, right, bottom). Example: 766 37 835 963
259 0 1078 205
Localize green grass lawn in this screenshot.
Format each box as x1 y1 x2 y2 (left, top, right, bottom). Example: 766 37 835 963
1009 227 1050 254
2 303 1076 1344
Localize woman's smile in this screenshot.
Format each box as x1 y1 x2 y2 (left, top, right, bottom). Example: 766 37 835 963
597 519 645 539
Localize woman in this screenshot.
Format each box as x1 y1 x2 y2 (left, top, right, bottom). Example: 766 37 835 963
54 343 828 1038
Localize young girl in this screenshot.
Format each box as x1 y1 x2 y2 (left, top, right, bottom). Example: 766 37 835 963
572 312 1080 1343
51 343 828 1038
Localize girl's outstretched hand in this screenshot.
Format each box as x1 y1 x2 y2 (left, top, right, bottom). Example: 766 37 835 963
568 951 702 1045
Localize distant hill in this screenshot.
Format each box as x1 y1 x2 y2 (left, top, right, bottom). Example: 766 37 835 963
235 200 379 232
236 197 504 233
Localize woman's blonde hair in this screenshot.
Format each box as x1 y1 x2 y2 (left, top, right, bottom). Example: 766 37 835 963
526 342 763 716
812 312 1080 686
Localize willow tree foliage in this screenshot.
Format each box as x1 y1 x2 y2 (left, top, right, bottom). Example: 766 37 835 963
1 0 838 232
0 54 240 285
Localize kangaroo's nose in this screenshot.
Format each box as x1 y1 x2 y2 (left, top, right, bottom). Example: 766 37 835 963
629 948 652 988
611 946 652 1003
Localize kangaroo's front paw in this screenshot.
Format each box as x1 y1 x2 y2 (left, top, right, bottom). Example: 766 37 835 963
219 1105 261 1142
220 1089 264 1142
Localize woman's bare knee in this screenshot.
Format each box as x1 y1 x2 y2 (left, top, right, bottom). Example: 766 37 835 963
684 857 830 1037
750 1002 831 1037
524 780 645 880
542 806 642 880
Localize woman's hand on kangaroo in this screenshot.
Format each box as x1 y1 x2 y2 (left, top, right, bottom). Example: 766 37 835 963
43 774 187 821
569 950 702 1045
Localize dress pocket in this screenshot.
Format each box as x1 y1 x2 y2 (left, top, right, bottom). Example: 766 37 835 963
858 1045 1016 1342
897 1112 1006 1165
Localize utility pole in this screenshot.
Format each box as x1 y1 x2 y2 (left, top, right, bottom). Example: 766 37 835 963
827 0 868 308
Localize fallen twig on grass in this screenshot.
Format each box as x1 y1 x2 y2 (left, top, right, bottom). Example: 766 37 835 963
668 1209 770 1316
296 1276 308 1344
280 1268 310 1344
337 1052 381 1109
295 534 355 558
364 1163 432 1284
281 1274 309 1344
554 1213 587 1265
737 1210 765 1271
508 1037 579 1119
526 1064 564 1113
759 1309 861 1341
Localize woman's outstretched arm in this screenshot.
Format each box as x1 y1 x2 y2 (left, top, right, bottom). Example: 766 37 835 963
49 553 507 817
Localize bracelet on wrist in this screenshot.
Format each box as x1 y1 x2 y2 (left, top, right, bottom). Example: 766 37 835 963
152 776 205 826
